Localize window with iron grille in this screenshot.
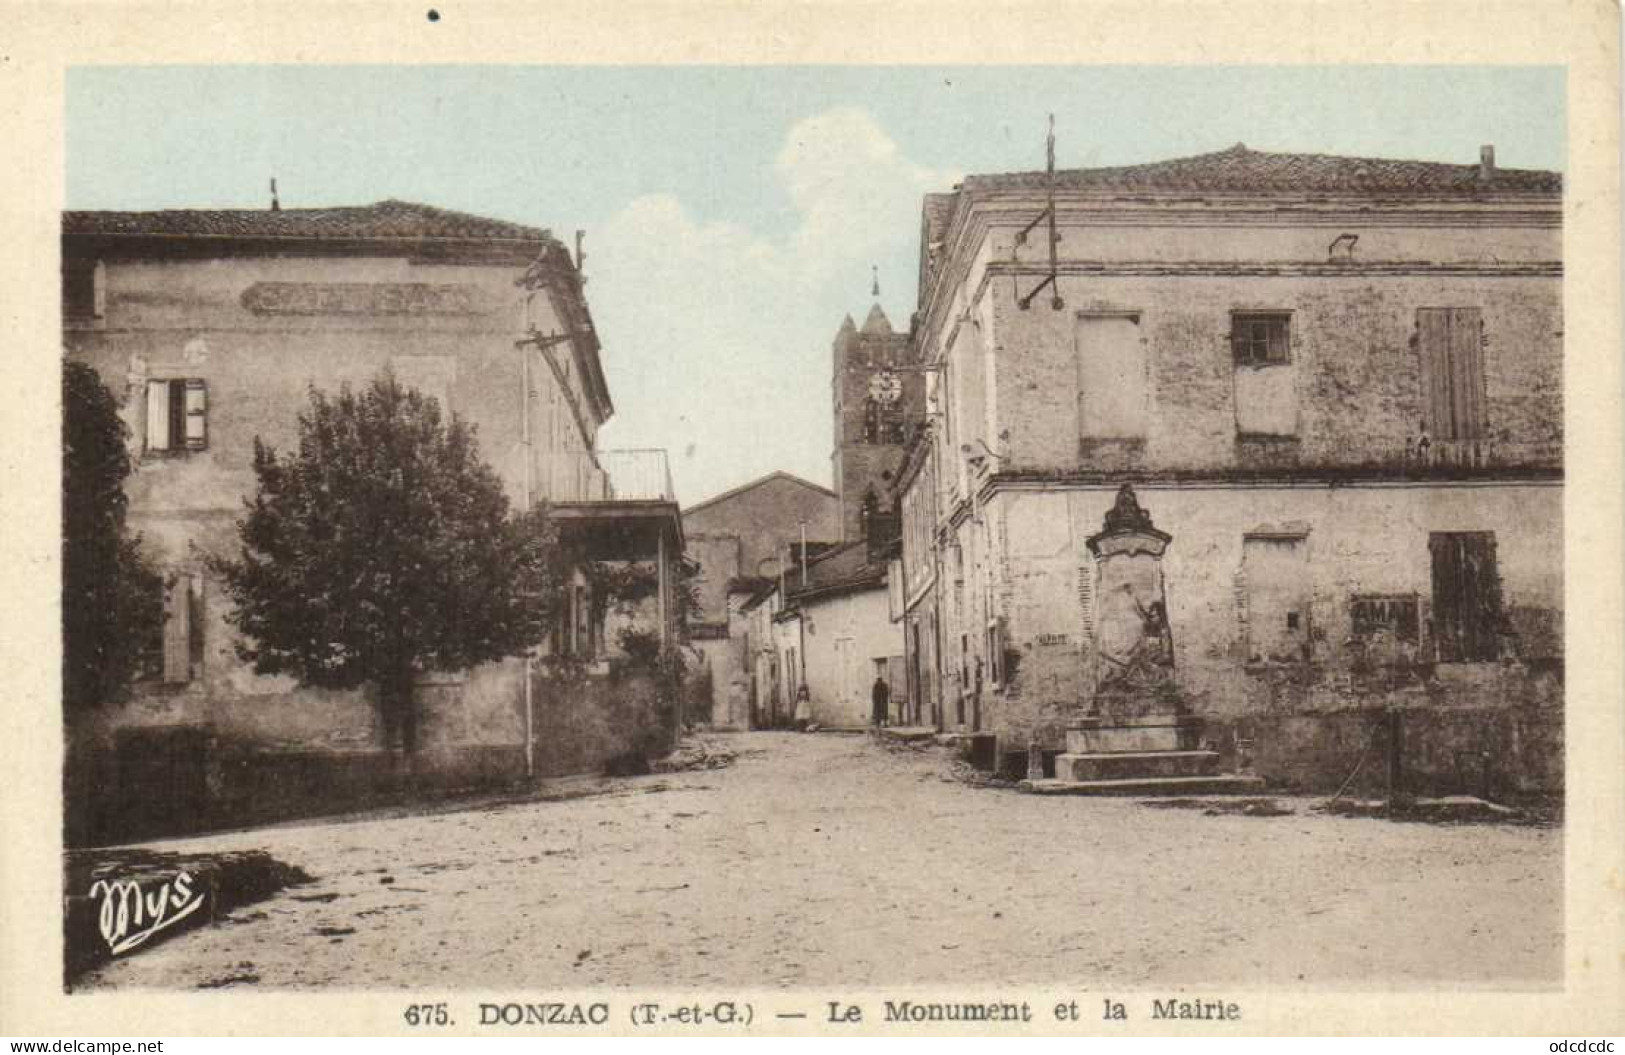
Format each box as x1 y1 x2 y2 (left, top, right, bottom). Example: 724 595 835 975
1231 312 1292 367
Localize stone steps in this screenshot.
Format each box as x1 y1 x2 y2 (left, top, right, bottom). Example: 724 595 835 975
1020 774 1269 797
1054 749 1220 782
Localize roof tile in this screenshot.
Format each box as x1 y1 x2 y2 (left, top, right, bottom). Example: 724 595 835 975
63 199 556 243
960 144 1561 196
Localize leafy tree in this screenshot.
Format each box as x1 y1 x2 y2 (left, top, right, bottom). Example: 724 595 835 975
62 360 162 710
213 373 564 754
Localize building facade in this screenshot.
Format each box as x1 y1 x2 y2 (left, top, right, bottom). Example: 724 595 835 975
63 200 682 840
682 471 839 728
901 144 1563 792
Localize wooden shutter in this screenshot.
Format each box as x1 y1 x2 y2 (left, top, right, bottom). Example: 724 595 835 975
1417 309 1454 439
1446 308 1485 441
1429 532 1501 662
162 574 192 683
1417 308 1486 441
183 379 208 450
145 380 171 451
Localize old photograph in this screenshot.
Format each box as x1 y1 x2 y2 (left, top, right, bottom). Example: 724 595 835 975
2 6 1620 1034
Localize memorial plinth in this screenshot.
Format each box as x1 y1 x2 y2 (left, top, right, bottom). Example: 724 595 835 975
1026 485 1264 796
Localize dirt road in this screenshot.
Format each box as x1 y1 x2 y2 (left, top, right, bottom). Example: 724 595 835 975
78 732 1561 990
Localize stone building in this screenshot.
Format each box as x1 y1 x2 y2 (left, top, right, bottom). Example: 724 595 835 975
831 304 924 541
739 305 920 728
898 143 1563 793
681 471 839 728
62 199 683 840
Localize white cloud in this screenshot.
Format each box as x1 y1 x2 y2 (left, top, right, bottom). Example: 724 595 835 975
777 106 955 282
587 108 956 505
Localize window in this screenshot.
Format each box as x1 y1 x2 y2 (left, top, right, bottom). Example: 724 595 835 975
145 379 208 453
1240 533 1310 664
1076 313 1147 440
1429 532 1502 662
63 258 104 321
1232 312 1297 436
140 572 201 684
550 581 599 660
985 617 1007 687
1417 308 1487 441
1231 312 1291 367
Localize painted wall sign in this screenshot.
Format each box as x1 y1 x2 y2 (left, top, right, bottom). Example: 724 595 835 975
241 282 478 316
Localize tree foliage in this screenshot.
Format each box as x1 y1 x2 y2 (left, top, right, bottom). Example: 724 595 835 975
213 373 565 753
62 361 163 711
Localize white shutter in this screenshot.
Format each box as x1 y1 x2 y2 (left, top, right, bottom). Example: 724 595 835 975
145 380 171 451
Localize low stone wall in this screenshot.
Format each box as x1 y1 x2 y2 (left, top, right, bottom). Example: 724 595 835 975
1234 705 1562 800
531 669 677 778
69 726 529 846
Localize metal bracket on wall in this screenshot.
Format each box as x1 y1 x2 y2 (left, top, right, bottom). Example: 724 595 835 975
1014 114 1064 312
516 328 582 351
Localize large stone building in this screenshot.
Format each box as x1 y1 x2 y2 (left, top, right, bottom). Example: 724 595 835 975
897 143 1563 793
63 199 683 840
682 471 839 728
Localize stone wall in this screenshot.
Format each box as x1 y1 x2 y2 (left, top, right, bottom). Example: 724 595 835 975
798 586 905 728
948 481 1563 791
985 271 1561 476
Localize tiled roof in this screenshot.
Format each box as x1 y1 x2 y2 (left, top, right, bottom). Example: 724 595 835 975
960 144 1561 196
683 470 837 517
63 199 556 243
784 539 888 605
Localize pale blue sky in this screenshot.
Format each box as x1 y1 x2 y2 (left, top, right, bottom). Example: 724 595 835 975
67 66 1565 504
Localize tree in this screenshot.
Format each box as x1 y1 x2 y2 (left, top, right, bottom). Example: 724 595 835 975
62 360 162 710
213 373 564 754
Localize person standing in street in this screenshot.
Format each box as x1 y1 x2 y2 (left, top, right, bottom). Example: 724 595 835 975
871 674 890 729
793 683 811 732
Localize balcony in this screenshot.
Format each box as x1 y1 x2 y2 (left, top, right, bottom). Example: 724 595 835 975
541 448 683 571
539 448 674 504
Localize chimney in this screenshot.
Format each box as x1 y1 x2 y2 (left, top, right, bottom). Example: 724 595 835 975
1479 145 1496 180
270 177 281 212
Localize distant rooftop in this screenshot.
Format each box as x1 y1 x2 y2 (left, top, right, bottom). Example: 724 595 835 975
63 199 556 244
959 143 1561 196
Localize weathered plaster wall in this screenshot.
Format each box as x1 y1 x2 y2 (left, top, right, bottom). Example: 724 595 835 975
985 271 1562 475
63 251 598 784
967 482 1560 741
798 587 905 728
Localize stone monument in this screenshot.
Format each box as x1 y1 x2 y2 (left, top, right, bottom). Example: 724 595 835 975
1034 485 1262 794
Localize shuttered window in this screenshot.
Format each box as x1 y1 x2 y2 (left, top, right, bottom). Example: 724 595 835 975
63 258 104 320
1429 532 1502 662
156 572 201 684
146 379 208 453
1417 308 1487 441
